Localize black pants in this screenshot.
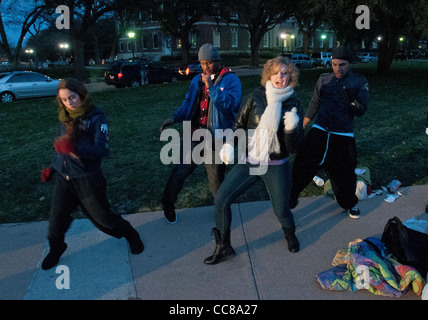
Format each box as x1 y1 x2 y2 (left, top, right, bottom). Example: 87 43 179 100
291 128 358 210
161 141 226 211
48 173 132 241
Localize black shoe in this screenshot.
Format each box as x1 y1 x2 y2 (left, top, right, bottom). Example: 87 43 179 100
204 228 236 265
164 208 177 224
283 227 300 253
425 204 428 214
125 228 144 254
348 206 360 219
41 240 67 270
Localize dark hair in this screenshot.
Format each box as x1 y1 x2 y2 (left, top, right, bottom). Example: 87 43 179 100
56 78 91 142
56 78 90 110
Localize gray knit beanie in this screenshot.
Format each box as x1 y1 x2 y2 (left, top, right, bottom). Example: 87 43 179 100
198 43 221 61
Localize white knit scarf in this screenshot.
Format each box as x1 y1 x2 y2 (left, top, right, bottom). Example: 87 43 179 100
248 81 294 163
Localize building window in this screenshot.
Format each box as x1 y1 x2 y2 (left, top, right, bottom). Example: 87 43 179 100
213 29 221 48
231 28 238 48
152 31 159 49
190 32 197 48
120 42 124 52
127 42 132 51
263 31 269 48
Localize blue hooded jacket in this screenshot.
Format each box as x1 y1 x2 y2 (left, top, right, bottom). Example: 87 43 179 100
172 68 242 138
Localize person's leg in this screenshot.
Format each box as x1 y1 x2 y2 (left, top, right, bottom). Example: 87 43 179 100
261 163 299 252
290 129 328 208
324 135 359 217
205 164 258 265
77 174 144 254
161 141 199 223
43 175 78 270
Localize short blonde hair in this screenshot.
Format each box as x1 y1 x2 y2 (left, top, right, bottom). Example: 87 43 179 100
261 56 299 88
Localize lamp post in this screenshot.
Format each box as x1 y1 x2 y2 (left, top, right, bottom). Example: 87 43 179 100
59 43 69 63
25 49 34 67
280 33 286 54
128 31 135 60
321 34 327 50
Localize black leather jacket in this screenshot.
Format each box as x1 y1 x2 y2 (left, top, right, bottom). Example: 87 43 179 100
234 86 303 160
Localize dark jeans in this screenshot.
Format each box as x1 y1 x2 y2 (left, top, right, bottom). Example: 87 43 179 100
161 141 226 211
48 173 132 241
214 161 295 236
291 128 358 210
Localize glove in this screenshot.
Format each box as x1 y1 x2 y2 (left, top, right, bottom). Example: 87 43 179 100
219 143 234 165
41 167 55 183
283 107 299 132
426 128 428 136
54 136 75 155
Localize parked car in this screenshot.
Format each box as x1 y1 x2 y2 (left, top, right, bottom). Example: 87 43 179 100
357 52 378 63
310 52 332 67
290 54 317 69
395 49 410 61
104 60 179 88
178 63 202 80
0 71 60 103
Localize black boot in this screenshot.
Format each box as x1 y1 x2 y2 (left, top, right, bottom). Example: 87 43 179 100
204 228 236 265
41 237 67 270
283 227 300 253
124 227 144 254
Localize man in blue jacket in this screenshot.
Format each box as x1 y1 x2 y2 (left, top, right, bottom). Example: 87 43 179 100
160 43 242 223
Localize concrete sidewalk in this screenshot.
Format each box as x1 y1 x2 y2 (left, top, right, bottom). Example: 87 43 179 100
1 185 427 300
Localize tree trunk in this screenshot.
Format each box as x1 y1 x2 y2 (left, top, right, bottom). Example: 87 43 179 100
377 33 398 75
181 39 191 65
73 35 86 81
250 33 261 67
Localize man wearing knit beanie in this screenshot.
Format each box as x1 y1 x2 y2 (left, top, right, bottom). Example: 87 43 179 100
290 46 369 219
159 43 242 224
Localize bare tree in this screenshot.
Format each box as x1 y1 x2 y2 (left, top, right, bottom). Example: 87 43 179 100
217 0 294 66
0 0 47 66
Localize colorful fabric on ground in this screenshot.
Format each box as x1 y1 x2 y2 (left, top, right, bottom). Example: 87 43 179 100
316 238 425 298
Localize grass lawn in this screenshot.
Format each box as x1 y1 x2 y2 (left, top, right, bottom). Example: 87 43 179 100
1 60 428 224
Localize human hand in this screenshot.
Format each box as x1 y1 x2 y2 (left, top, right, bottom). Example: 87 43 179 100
283 107 299 132
201 73 213 88
426 128 428 136
219 143 234 165
41 167 55 183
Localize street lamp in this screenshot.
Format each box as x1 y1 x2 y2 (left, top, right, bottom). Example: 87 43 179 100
321 34 327 49
128 31 135 60
25 49 34 67
280 33 286 54
399 36 404 49
59 43 69 62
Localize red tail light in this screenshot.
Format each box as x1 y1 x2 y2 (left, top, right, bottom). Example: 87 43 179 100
118 72 123 78
185 68 190 75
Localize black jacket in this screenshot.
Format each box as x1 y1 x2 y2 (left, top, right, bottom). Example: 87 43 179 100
234 86 303 160
306 71 369 133
52 106 110 180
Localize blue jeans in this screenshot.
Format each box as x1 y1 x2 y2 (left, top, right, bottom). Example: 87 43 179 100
214 161 295 236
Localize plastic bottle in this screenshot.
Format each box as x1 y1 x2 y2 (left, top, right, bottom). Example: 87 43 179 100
313 176 324 187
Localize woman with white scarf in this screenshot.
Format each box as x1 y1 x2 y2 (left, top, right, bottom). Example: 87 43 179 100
204 57 303 265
